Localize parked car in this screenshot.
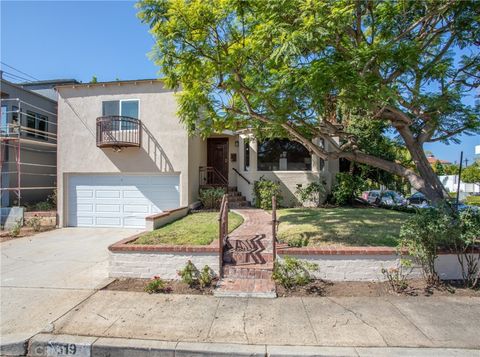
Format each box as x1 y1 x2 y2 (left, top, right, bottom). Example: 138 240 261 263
362 190 407 206
407 192 428 206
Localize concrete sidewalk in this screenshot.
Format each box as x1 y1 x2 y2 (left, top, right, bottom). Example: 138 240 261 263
50 291 480 349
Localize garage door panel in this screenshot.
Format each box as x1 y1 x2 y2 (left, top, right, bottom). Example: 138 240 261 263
68 174 180 228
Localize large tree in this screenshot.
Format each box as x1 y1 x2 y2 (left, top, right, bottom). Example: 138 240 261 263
138 0 479 202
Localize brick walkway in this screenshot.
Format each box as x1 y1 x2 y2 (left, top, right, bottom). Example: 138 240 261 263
214 208 276 298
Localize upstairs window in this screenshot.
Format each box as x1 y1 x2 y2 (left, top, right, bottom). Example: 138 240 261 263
258 139 311 171
102 99 139 130
26 110 48 140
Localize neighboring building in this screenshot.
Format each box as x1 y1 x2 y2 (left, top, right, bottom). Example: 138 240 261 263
475 145 480 162
56 79 338 228
1 78 59 208
426 154 451 165
19 79 78 101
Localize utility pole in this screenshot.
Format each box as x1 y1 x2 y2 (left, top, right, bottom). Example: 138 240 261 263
455 151 463 207
464 158 469 167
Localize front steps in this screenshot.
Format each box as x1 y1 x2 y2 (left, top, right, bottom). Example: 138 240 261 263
214 210 277 298
227 187 250 208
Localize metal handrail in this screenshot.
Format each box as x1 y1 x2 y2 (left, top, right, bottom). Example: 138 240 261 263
96 116 141 148
232 167 251 185
199 166 228 188
218 194 229 278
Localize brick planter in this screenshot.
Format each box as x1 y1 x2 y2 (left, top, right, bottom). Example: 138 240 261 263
108 234 219 280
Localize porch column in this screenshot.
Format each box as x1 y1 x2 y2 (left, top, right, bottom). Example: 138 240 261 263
311 137 322 173
249 137 258 174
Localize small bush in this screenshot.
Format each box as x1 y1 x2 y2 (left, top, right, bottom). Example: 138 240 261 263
381 258 413 293
273 256 318 290
27 217 41 232
295 181 326 207
399 205 456 286
9 219 22 237
199 265 215 288
285 235 309 248
199 188 225 209
253 177 282 209
454 208 480 288
178 260 200 287
144 276 169 294
331 173 366 206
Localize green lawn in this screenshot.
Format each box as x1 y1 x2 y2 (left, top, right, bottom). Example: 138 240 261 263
133 212 244 246
277 207 411 247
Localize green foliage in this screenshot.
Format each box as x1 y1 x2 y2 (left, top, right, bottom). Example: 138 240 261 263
178 260 200 287
178 261 215 288
26 217 41 232
432 161 446 176
253 178 282 209
199 265 214 288
443 164 460 175
9 219 22 237
137 0 480 204
144 276 168 294
381 258 413 293
199 188 225 209
272 256 318 290
454 209 480 288
331 173 366 206
399 206 457 286
90 75 98 83
462 162 480 184
465 196 480 207
295 181 326 207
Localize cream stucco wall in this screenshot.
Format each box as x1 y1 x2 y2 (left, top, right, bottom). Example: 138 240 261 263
57 81 189 227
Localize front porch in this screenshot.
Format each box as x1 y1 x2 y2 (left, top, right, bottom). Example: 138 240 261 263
195 133 338 207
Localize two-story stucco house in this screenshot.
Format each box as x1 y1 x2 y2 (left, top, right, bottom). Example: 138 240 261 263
56 79 338 228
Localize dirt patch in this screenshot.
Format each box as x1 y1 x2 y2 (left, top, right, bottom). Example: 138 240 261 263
276 279 480 297
105 278 479 297
0 226 56 243
104 278 217 295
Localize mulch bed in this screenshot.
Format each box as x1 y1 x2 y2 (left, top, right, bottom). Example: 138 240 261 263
104 278 479 297
104 278 217 295
0 226 56 243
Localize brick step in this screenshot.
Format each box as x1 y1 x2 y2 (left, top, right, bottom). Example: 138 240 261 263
227 191 242 197
214 278 277 298
223 249 273 265
227 195 246 202
222 264 273 279
227 186 238 192
229 201 250 208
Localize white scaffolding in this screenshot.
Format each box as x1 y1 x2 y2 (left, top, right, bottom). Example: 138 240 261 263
1 97 57 207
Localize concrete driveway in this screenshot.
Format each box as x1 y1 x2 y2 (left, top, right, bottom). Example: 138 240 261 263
0 228 139 343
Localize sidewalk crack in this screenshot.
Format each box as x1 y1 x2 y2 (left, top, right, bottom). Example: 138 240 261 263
242 298 250 344
301 297 319 344
387 299 434 344
328 297 389 347
206 298 221 340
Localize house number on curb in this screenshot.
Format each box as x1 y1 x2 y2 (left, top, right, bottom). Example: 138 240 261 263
33 342 90 357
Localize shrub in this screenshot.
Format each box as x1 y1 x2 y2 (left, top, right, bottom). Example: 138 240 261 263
454 208 480 288
399 206 457 286
253 177 282 209
381 258 413 293
27 217 41 232
199 188 225 209
331 173 366 206
285 235 309 248
295 181 326 207
9 219 22 237
144 276 169 294
465 196 480 207
199 265 215 288
272 256 318 289
178 260 200 287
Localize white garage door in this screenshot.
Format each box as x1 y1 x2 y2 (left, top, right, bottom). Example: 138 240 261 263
68 174 180 228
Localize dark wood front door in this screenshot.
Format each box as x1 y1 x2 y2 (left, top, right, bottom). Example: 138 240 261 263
207 138 229 184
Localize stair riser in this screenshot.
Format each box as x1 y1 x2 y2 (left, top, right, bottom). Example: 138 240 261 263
222 268 272 279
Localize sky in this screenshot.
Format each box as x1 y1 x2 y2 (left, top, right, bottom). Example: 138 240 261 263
1 0 478 164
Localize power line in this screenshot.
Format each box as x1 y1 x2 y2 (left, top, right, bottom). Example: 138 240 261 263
2 71 33 83
0 62 39 81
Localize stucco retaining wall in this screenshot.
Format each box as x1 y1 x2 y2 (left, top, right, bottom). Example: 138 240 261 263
278 251 469 281
109 251 219 279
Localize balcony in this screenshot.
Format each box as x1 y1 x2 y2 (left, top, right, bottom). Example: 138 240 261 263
96 116 141 148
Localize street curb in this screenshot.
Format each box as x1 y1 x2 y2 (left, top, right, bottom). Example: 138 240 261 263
0 333 30 356
25 334 480 357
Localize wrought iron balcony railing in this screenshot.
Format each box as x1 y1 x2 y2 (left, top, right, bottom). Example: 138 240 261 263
96 116 141 148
